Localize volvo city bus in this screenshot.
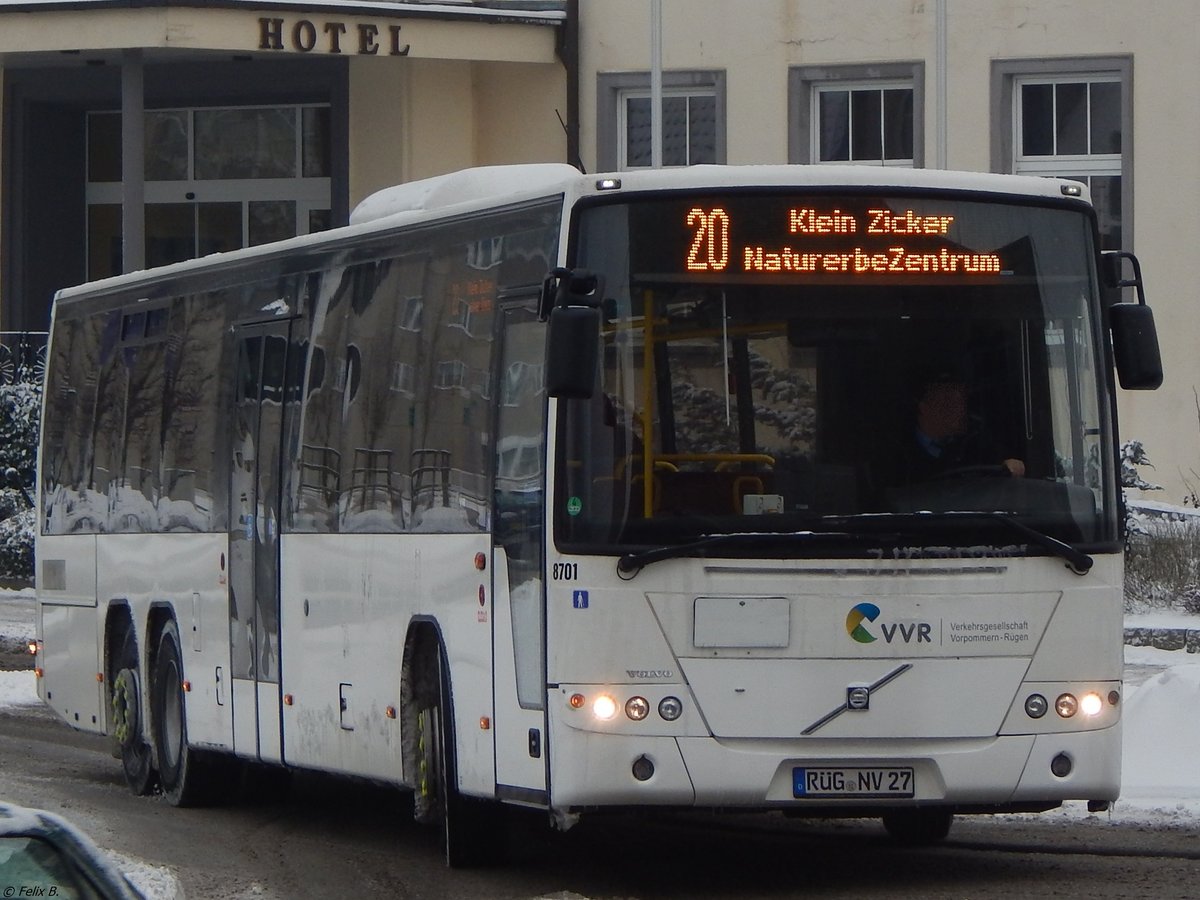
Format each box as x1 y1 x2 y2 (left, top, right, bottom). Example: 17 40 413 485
35 163 1162 865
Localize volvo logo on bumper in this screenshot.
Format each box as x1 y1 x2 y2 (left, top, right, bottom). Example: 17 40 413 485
802 664 913 735
847 685 871 710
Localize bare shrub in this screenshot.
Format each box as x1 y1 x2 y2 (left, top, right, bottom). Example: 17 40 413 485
1124 514 1200 614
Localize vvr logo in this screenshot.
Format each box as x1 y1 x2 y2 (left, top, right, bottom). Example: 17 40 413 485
846 602 880 643
845 602 933 645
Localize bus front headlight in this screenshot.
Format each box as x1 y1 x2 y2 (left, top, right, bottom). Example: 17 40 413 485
1055 693 1078 718
592 695 618 721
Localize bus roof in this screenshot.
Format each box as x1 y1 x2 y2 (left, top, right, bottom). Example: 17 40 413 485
54 163 1091 303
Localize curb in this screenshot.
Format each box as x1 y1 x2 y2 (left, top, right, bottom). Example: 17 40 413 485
1124 627 1200 654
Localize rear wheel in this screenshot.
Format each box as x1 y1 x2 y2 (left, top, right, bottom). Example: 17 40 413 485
153 619 223 806
111 664 156 796
882 808 954 845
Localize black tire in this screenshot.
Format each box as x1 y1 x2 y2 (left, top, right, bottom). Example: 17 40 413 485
417 647 506 867
882 808 954 845
153 619 221 806
111 664 156 796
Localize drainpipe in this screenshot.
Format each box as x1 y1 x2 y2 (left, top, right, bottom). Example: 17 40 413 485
560 0 583 172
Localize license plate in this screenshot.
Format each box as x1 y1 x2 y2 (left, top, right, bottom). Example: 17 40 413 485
793 766 915 799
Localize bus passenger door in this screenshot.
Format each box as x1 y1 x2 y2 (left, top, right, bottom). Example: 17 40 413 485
491 299 549 804
229 321 292 764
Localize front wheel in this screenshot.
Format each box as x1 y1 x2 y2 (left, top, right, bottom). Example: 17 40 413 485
882 808 954 845
415 647 506 867
153 619 223 806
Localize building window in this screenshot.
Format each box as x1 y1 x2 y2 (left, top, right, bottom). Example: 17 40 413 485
620 89 716 168
994 59 1130 250
814 83 914 165
1015 77 1123 248
451 299 476 335
86 104 332 279
789 64 924 167
391 361 415 395
435 360 467 391
400 296 424 332
597 71 726 171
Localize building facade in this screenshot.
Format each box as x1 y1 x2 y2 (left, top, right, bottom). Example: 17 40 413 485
0 0 570 332
578 0 1197 503
1 0 1195 502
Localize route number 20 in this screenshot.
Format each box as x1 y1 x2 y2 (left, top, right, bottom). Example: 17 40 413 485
686 207 730 272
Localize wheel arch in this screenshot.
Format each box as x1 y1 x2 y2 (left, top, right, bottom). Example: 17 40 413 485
103 601 137 745
103 601 137 683
145 602 177 685
400 616 449 786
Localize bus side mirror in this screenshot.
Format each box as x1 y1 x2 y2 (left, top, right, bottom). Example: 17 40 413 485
1110 303 1163 390
542 268 603 399
1101 251 1162 390
546 305 600 399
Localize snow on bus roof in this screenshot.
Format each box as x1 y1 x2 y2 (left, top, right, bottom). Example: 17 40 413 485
349 162 580 224
349 163 1089 225
53 163 1090 302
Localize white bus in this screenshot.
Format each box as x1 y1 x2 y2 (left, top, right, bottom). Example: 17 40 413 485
35 163 1161 864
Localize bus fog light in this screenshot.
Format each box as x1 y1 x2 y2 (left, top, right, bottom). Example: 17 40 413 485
1051 753 1073 777
625 696 650 721
1055 693 1078 718
632 755 654 781
592 695 618 721
658 696 683 721
1024 693 1048 719
1080 692 1103 717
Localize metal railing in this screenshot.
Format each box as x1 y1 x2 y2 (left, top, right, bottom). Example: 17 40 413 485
0 332 47 384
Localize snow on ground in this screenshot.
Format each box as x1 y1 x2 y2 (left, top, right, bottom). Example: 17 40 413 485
1 591 1198 896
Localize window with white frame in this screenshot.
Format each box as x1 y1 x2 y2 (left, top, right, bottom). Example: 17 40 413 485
597 71 725 171
435 360 467 391
814 82 915 166
391 361 415 395
451 299 475 335
619 89 717 169
501 361 544 407
400 296 423 332
788 64 924 167
1013 74 1123 248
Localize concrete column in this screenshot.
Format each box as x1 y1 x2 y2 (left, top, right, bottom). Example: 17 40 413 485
121 49 145 273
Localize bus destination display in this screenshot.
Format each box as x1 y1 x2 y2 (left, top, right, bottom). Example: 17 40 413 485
679 201 1005 280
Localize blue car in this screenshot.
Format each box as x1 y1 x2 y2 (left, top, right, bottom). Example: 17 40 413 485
0 801 142 899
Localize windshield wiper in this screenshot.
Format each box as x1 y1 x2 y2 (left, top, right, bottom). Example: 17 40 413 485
614 512 1093 577
978 511 1093 575
616 530 858 576
823 510 1093 575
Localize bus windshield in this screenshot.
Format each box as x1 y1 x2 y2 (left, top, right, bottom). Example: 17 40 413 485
556 190 1116 558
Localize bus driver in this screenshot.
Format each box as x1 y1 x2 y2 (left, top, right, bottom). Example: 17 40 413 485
904 372 1025 482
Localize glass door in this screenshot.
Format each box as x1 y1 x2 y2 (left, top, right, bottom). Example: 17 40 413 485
86 105 332 279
